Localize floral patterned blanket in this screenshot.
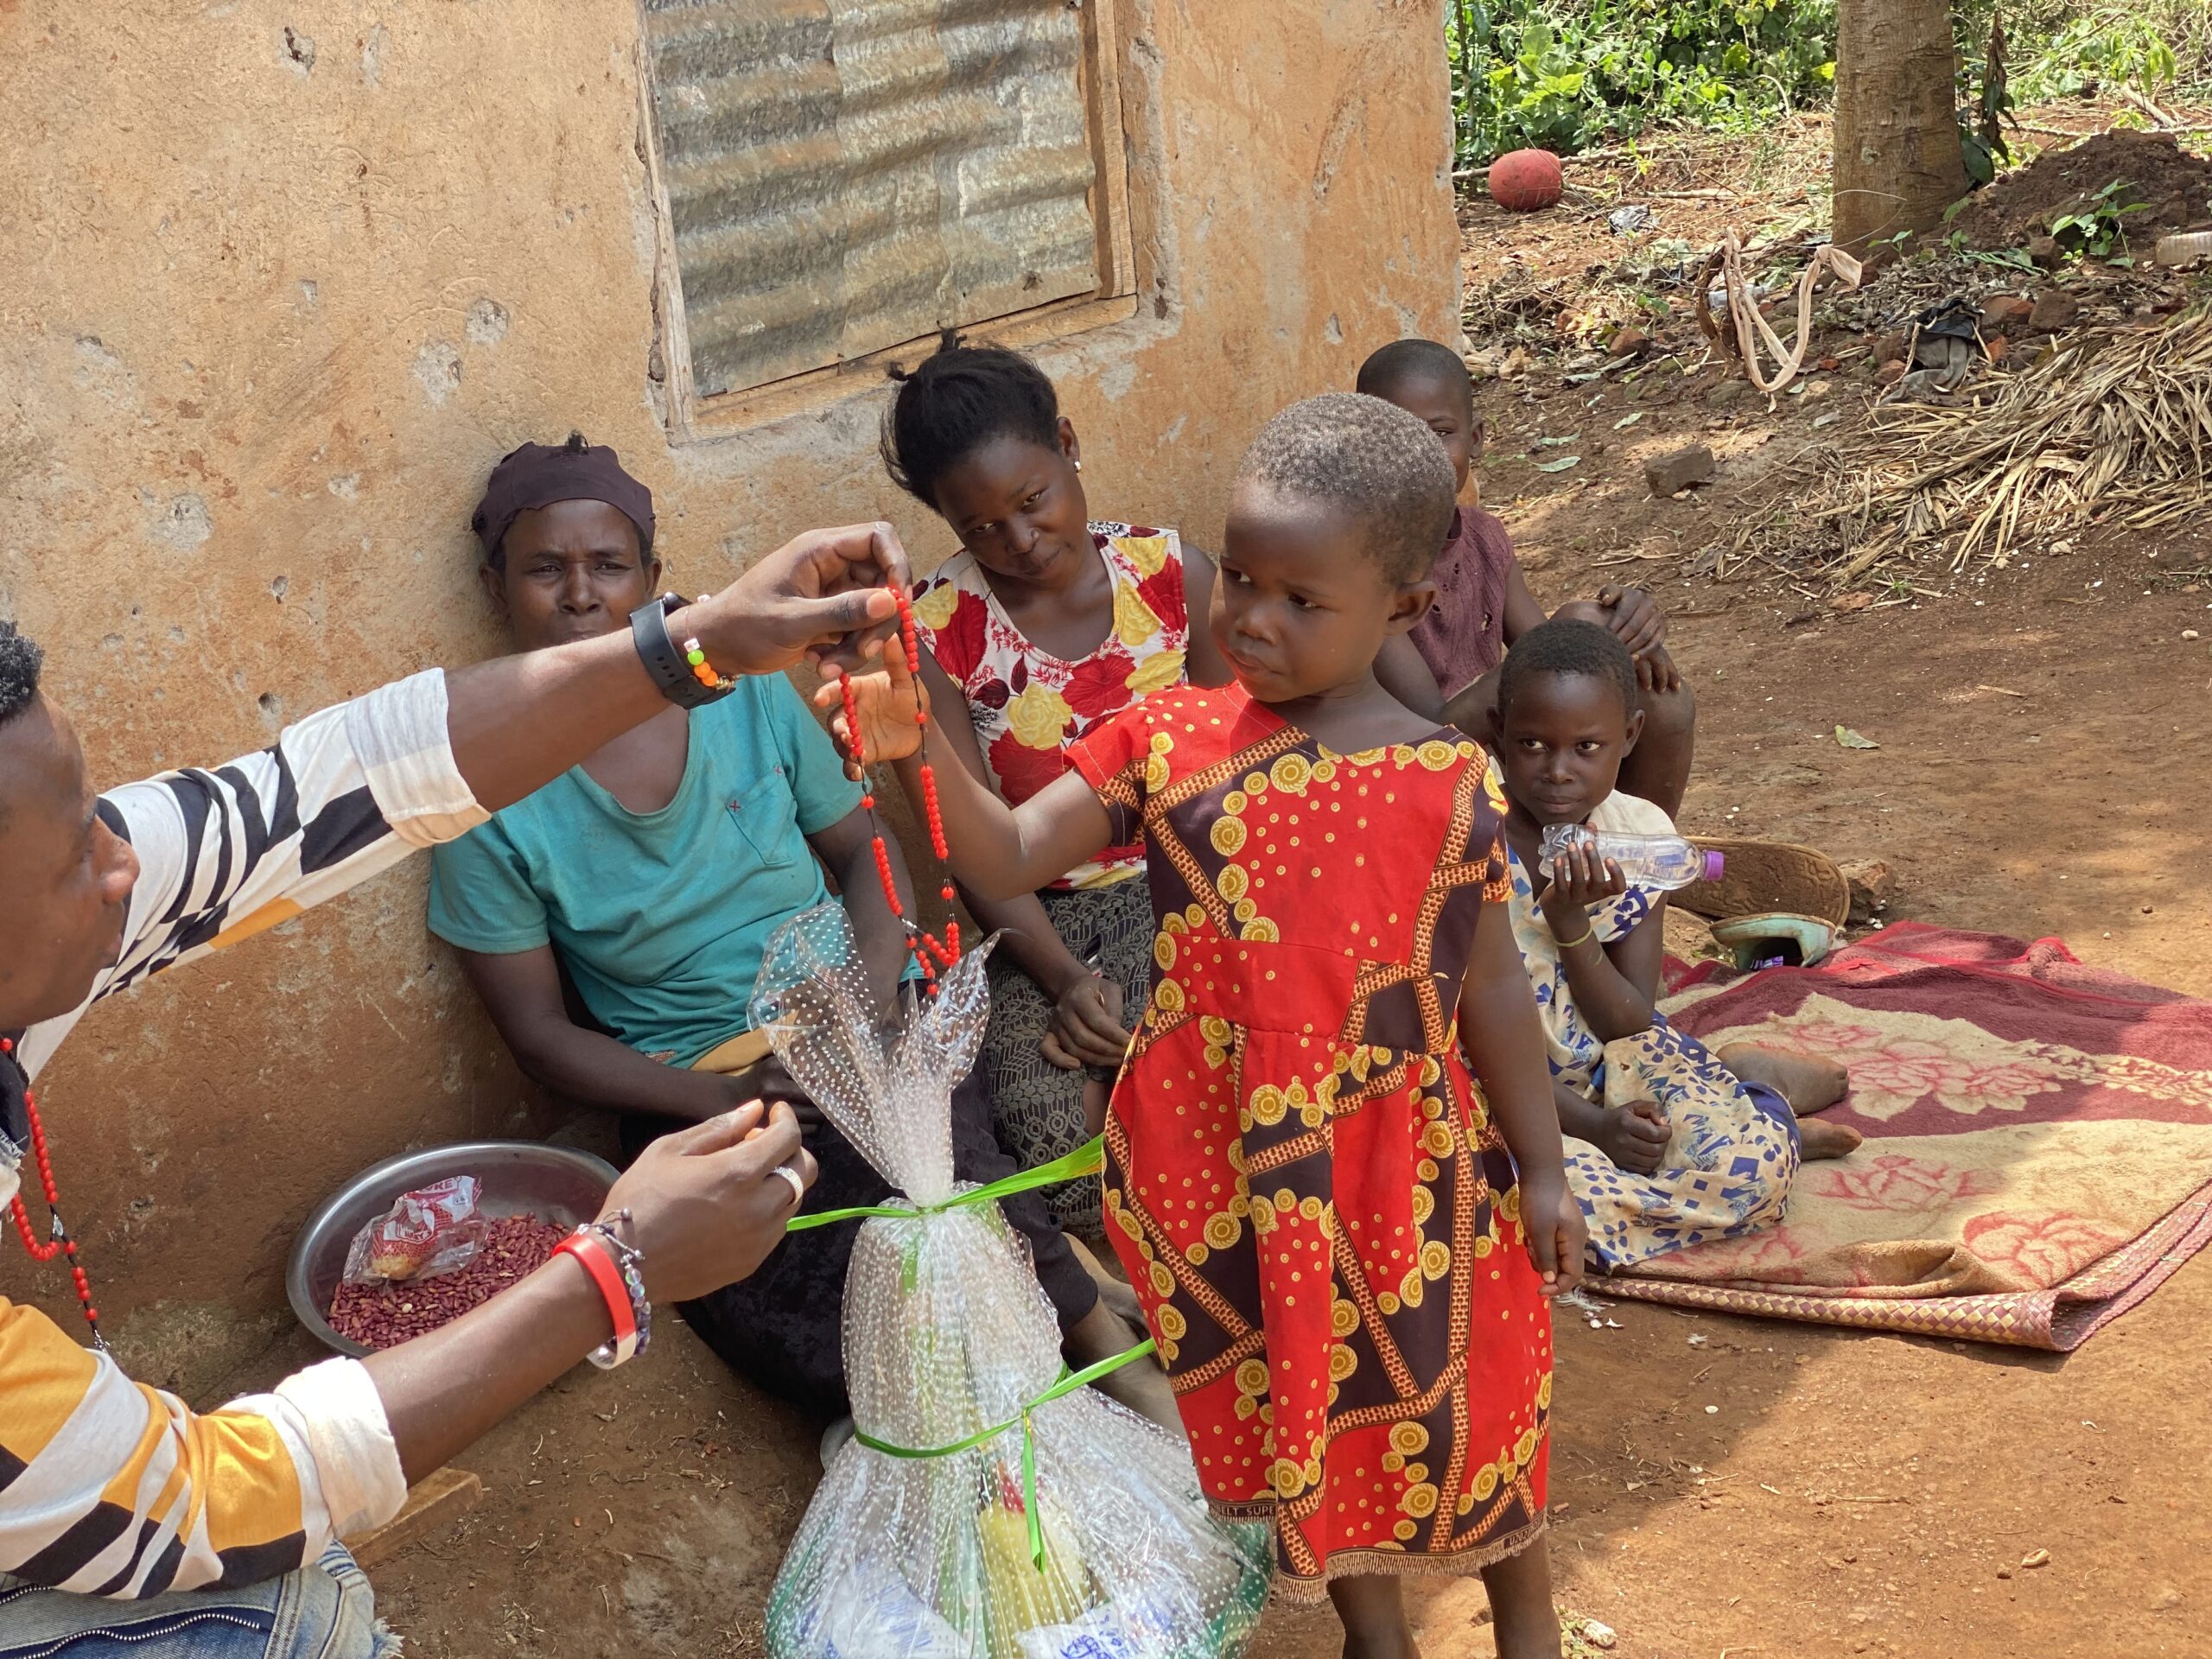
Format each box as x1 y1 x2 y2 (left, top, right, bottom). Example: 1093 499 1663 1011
1597 924 2212 1349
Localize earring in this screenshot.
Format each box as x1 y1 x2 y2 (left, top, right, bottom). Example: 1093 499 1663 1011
1073 460 1083 472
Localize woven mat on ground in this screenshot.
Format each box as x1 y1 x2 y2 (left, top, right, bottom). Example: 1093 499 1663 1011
1600 924 2212 1350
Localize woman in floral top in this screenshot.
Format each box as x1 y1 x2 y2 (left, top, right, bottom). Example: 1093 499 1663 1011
886 335 1230 1234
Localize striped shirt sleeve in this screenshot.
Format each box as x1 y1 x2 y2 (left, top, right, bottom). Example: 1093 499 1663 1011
1 667 482 1594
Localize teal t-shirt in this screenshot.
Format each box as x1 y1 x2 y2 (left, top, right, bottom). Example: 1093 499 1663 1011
428 675 862 1066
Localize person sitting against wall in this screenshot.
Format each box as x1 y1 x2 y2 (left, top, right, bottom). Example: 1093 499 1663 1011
424 434 1172 1428
0 529 899 1652
883 337 1232 1240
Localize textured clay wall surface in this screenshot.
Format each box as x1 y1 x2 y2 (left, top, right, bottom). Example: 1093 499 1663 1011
0 1 1458 1374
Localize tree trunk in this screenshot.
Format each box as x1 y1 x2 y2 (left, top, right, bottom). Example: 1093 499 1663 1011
1832 0 1969 254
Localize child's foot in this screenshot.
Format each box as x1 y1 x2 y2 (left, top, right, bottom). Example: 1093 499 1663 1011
1800 1117 1864 1160
1719 1043 1850 1116
1065 1302 1180 1430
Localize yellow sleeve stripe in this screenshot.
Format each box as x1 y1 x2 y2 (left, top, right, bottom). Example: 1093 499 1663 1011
0 1298 102 1466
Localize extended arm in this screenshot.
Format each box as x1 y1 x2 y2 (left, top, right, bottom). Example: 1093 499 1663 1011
454 945 758 1122
1457 896 1583 1293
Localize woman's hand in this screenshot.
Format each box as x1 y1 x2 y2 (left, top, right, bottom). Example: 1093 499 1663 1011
1540 838 1626 932
1595 583 1666 658
1041 972 1130 1071
1520 1175 1586 1298
603 1102 818 1301
817 635 930 773
677 523 914 678
1595 1099 1669 1174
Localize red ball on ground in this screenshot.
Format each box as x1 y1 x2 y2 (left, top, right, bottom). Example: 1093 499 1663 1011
1489 148 1564 212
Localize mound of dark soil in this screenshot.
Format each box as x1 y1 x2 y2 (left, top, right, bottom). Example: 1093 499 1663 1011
1947 128 2212 249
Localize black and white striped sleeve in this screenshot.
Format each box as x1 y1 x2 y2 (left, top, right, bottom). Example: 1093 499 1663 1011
47 669 487 1029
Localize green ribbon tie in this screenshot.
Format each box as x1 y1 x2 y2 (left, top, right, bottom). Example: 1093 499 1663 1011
785 1134 1106 1233
850 1336 1159 1574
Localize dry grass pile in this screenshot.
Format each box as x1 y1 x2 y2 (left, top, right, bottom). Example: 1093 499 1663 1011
1809 305 2212 583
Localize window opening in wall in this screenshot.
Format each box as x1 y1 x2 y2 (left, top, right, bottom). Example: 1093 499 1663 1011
640 0 1135 428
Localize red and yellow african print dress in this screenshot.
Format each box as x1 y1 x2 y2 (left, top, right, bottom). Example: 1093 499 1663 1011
1065 683 1554 1599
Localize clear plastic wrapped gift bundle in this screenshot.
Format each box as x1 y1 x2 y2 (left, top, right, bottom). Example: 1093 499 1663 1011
751 906 1270 1659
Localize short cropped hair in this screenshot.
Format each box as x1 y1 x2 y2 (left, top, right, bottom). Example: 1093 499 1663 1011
1356 338 1473 408
1497 617 1639 721
0 621 41 728
882 330 1062 507
1237 393 1457 584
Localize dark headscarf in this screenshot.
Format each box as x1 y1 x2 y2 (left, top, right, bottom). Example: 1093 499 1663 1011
471 431 656 566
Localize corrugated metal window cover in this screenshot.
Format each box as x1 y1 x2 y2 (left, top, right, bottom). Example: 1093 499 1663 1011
645 0 1102 398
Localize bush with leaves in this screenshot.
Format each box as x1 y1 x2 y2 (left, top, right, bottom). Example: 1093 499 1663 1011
1446 0 1838 165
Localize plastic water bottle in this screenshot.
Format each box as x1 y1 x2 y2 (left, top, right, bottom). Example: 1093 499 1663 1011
1538 823 1723 891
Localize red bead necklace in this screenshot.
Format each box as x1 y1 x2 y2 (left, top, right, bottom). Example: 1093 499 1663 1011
2 1035 104 1345
836 589 960 992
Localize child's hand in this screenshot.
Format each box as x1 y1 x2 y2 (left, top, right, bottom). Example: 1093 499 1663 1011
814 635 929 776
1521 1176 1586 1297
1595 584 1666 657
1596 1099 1669 1174
1540 839 1626 926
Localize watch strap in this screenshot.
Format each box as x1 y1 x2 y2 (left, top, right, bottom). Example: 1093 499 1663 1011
630 593 725 709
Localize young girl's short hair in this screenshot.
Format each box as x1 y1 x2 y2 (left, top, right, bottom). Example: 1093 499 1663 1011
1239 393 1457 582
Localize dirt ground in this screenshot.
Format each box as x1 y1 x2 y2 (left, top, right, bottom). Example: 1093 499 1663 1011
332 109 2212 1658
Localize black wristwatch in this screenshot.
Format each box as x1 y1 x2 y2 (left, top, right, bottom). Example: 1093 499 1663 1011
630 593 733 709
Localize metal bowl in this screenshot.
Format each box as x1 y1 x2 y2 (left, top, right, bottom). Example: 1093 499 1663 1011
287 1141 618 1357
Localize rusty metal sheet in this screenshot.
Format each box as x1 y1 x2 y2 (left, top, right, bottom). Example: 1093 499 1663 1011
644 0 1101 397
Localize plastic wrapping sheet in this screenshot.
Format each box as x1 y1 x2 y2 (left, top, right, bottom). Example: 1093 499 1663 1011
751 907 1269 1659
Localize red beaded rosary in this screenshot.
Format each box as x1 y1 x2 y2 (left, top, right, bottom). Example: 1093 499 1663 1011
835 590 960 992
2 1036 104 1345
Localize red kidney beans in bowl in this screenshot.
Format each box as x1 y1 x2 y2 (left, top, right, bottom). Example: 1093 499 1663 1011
327 1215 569 1350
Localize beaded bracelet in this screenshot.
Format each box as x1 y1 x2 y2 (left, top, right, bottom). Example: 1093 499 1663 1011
681 636 734 696
556 1210 651 1370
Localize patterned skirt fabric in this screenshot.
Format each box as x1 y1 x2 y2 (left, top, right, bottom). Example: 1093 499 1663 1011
1565 1015 1802 1270
980 879 1155 1235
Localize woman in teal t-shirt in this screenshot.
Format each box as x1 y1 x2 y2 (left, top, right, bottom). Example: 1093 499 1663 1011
428 435 1166 1421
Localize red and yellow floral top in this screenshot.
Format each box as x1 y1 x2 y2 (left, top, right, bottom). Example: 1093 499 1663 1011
911 521 1190 888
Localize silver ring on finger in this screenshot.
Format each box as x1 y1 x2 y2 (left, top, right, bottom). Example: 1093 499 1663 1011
769 1164 806 1211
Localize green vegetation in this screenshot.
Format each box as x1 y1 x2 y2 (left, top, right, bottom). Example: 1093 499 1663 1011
1446 0 1836 162
1447 0 2212 168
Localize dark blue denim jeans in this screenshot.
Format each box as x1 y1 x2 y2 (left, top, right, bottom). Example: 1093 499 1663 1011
0 1542 397 1658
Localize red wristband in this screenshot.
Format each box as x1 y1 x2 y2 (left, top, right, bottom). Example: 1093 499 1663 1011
556 1230 639 1366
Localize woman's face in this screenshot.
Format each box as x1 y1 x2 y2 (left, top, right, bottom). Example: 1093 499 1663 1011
482 499 660 652
928 420 1091 591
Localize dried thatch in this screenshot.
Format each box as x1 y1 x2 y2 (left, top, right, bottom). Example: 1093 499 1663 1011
1811 305 2212 583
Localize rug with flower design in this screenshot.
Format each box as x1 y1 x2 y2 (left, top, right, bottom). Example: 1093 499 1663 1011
1599 924 2212 1349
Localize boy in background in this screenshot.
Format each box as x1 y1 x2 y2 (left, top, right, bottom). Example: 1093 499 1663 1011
1362 338 1699 817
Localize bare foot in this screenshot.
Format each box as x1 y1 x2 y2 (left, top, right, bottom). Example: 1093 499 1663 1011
1719 1042 1850 1116
1800 1117 1864 1160
1066 1303 1180 1430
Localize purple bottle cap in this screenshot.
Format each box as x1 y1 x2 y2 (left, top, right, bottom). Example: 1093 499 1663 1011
1701 850 1726 881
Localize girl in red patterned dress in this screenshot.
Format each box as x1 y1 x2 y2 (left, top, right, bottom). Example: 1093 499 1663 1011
883 336 1231 1241
836 393 1584 1657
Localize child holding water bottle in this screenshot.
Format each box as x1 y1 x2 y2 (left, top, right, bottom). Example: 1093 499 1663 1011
1487 619 1859 1271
